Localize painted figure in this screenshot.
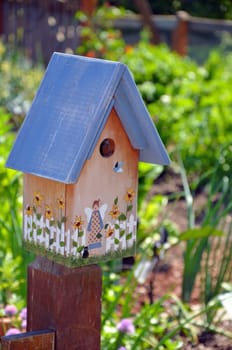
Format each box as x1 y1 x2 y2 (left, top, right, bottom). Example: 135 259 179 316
85 199 107 250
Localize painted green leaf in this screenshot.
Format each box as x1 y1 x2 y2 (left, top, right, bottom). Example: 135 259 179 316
60 241 65 247
127 204 133 212
45 227 50 234
32 222 36 229
33 206 36 213
114 238 120 245
104 223 109 229
49 238 54 245
29 231 33 237
57 221 62 229
27 223 31 229
77 245 84 253
115 224 120 229
50 220 55 226
36 228 42 235
96 233 102 239
126 232 132 240
114 196 118 205
61 216 67 223
179 227 224 241
120 230 125 237
36 213 41 220
78 230 84 237
73 241 78 247
118 213 126 221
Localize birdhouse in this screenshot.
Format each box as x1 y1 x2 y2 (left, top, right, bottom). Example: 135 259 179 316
6 53 170 267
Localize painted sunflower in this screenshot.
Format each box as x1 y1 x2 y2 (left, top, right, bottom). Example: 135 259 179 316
33 192 43 207
124 188 135 202
25 205 32 216
106 226 115 238
57 197 65 209
109 204 120 219
73 216 84 230
45 205 53 220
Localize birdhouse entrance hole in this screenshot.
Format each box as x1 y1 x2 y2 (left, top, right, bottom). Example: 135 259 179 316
99 138 115 157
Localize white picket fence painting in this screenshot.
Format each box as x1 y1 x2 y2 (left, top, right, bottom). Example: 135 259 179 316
24 212 136 259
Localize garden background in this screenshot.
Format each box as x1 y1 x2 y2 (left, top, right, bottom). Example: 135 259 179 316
1 0 232 349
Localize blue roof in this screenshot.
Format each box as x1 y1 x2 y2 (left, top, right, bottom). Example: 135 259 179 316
6 53 170 184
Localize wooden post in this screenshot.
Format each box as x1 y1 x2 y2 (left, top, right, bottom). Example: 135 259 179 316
172 11 190 56
1 329 55 350
133 0 160 44
27 257 102 350
79 0 98 16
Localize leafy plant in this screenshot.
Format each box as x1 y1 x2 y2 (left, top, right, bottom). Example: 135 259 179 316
121 42 232 182
75 4 128 60
0 45 42 302
0 111 34 300
178 155 232 311
101 266 187 349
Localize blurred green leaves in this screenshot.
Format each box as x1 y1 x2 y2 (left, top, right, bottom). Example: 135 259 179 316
121 42 232 180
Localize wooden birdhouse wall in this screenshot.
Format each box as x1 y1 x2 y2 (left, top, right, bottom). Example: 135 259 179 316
23 174 67 255
66 108 139 257
23 108 139 266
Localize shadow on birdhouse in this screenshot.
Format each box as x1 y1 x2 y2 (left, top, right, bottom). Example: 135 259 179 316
6 53 170 267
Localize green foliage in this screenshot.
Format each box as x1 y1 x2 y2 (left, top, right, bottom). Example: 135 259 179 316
0 41 43 128
121 42 232 180
199 179 232 326
101 269 186 349
179 155 232 310
0 45 42 303
105 0 232 20
76 5 127 60
0 107 34 302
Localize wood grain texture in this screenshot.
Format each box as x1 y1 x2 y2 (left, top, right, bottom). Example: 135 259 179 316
66 107 139 256
27 257 102 350
1 329 55 350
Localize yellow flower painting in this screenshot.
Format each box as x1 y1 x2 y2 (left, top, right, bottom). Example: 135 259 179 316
25 205 32 216
106 226 115 238
109 204 120 219
73 216 84 230
45 205 53 220
57 197 65 209
33 192 43 207
124 188 135 202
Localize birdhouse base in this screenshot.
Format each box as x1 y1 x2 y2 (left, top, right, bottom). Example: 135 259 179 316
23 240 136 268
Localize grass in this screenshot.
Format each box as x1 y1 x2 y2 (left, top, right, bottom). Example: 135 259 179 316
23 239 136 268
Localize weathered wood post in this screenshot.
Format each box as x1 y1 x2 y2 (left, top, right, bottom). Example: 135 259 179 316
5 53 170 349
133 0 160 45
172 11 190 56
27 258 102 350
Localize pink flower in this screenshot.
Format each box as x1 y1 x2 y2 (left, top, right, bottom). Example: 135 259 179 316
117 318 135 334
118 347 127 350
4 305 17 317
5 328 21 336
20 307 27 320
21 319 27 330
